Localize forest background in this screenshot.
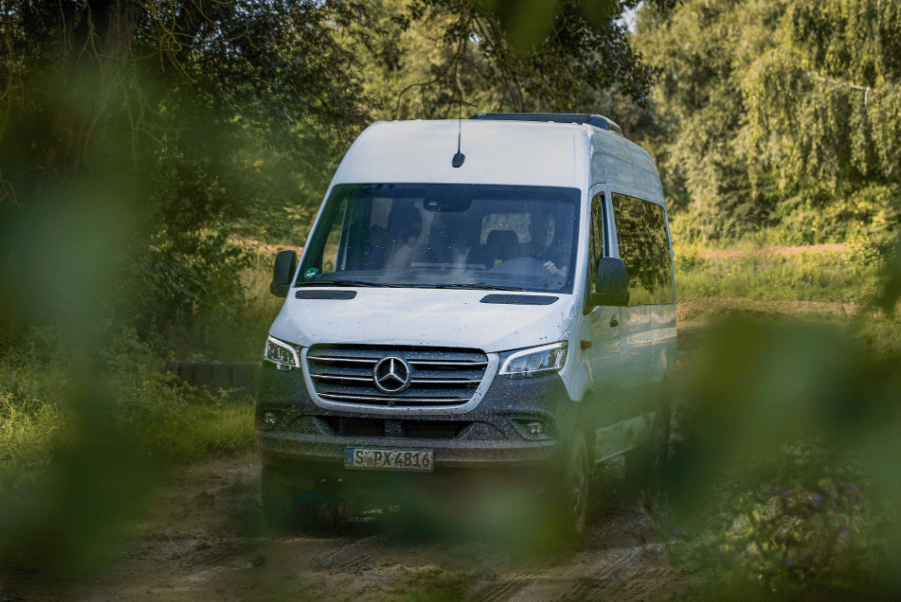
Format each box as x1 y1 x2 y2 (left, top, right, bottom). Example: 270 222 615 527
2 0 901 599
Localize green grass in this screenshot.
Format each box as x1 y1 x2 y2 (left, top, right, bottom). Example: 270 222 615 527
0 259 279 492
0 362 256 492
674 244 879 303
114 372 256 462
133 400 256 463
0 393 65 490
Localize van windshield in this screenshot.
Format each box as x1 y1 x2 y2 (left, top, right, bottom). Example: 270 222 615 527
297 183 581 294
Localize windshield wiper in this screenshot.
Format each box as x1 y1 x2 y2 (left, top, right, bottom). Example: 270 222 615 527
418 282 527 291
298 280 527 291
297 280 405 288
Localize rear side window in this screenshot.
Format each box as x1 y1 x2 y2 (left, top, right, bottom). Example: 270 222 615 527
611 193 674 305
588 193 605 293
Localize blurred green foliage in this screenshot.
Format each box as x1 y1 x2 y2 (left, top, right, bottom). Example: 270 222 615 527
664 442 895 600
662 241 901 598
0 324 255 485
0 327 255 570
0 0 899 598
657 312 901 600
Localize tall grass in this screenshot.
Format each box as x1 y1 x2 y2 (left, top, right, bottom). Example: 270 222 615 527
0 394 65 488
0 256 282 492
674 244 880 303
0 366 255 492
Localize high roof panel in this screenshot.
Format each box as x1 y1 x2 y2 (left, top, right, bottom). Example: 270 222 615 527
333 120 586 188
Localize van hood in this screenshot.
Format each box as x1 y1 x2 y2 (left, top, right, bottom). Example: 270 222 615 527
268 288 577 353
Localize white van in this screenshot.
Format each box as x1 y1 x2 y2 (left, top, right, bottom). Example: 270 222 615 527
258 113 677 536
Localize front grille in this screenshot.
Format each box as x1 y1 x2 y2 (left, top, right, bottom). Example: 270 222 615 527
307 345 488 407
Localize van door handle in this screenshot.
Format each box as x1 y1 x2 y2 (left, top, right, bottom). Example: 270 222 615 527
610 316 619 328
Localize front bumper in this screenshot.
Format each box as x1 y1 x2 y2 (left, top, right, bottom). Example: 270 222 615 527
255 361 580 477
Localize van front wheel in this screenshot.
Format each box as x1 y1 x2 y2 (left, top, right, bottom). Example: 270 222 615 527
262 465 304 531
555 431 590 538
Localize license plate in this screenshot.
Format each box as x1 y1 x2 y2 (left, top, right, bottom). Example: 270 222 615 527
345 447 434 472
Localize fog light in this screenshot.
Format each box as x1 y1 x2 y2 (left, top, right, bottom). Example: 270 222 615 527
525 421 544 436
262 411 279 427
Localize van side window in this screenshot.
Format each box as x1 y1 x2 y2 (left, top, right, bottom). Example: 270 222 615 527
611 193 674 305
589 193 604 292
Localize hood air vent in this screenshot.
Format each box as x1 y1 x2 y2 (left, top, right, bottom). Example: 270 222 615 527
296 290 357 300
480 294 559 305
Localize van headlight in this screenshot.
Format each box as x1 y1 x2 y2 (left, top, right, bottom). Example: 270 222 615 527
264 336 301 370
499 341 568 379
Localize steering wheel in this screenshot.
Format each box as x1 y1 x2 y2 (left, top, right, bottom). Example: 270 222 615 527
487 256 548 277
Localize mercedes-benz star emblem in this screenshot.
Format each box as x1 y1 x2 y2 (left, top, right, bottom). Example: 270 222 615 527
373 356 412 394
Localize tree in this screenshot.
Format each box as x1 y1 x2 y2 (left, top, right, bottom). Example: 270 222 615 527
0 0 369 185
743 0 901 247
635 0 901 245
355 0 677 121
0 0 677 341
634 0 790 241
0 0 375 341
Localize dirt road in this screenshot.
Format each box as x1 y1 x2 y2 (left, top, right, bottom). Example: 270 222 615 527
12 304 806 602
6 297 840 602
1 452 682 602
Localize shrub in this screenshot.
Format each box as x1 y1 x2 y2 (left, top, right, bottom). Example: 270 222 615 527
663 443 890 600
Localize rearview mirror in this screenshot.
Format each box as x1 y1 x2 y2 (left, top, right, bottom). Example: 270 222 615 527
270 250 297 297
587 257 629 309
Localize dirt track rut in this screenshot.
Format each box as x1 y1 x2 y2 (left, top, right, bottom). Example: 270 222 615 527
1 452 682 602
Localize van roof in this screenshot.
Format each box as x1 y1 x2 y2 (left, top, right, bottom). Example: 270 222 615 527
470 112 624 136
331 119 658 193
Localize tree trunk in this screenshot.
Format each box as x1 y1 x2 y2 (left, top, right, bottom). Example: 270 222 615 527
51 0 137 176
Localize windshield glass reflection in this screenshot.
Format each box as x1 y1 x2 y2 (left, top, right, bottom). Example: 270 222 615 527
298 183 581 294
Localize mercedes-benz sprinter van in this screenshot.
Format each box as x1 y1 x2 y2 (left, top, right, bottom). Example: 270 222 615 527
257 113 677 536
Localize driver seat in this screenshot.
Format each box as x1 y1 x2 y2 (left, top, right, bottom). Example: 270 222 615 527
482 230 518 267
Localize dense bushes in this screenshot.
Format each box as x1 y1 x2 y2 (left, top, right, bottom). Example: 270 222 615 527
654 309 901 600
662 442 893 600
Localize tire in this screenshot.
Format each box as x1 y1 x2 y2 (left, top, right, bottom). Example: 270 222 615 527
555 431 590 539
262 467 343 533
261 465 301 531
624 398 671 489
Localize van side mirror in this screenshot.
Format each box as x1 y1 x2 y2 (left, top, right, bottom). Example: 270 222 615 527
587 257 629 308
270 250 297 297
